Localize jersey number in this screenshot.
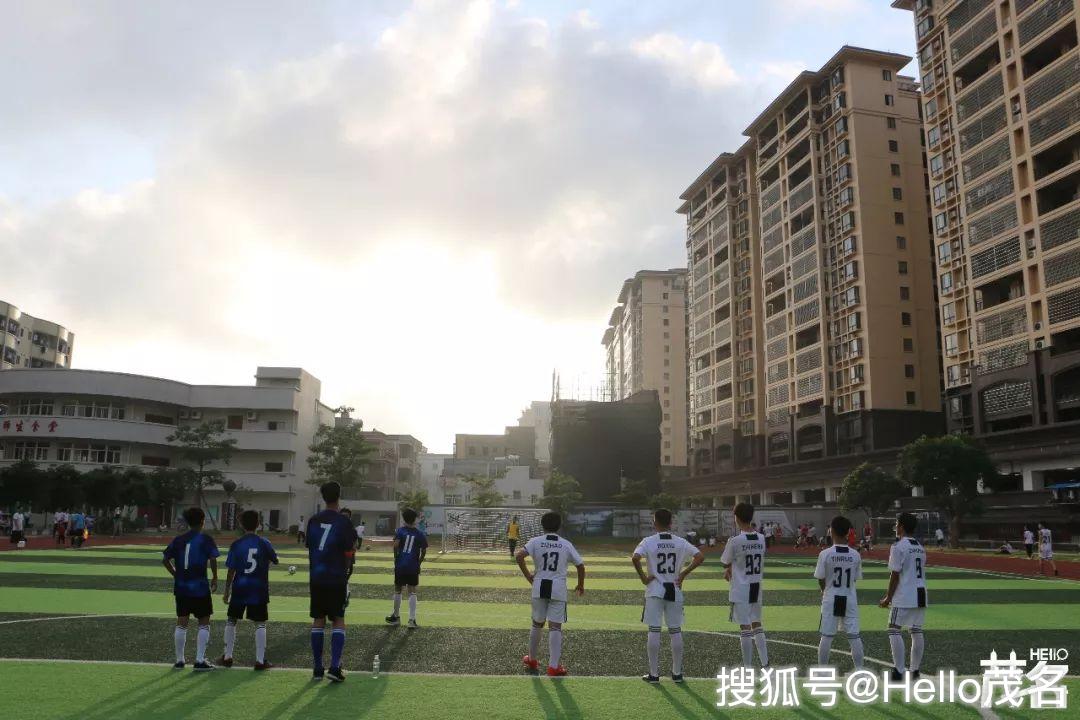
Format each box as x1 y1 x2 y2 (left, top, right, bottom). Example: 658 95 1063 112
744 554 762 575
656 552 677 574
914 557 923 579
245 547 258 574
832 567 852 588
402 535 415 555
541 551 559 572
318 523 333 551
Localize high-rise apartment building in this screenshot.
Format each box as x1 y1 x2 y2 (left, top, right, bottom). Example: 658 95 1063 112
676 47 944 502
602 269 688 469
892 0 1080 476
0 300 74 370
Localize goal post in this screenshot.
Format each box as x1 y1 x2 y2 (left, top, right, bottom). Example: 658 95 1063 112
440 507 551 553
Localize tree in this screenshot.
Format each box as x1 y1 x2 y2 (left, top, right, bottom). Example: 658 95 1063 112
306 419 375 490
612 479 650 507
44 464 84 510
648 491 682 512
82 466 124 515
0 460 47 509
839 462 907 522
463 476 505 508
167 420 238 528
896 434 1001 548
147 468 189 526
542 470 582 518
397 489 430 512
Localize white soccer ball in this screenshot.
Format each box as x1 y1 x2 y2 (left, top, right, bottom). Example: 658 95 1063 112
288 565 297 575
17 541 26 548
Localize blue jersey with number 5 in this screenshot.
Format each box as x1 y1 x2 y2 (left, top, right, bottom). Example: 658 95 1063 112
226 534 279 605
163 531 220 598
306 510 355 586
394 526 427 573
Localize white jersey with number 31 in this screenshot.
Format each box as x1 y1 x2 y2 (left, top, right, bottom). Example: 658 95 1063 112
523 534 583 602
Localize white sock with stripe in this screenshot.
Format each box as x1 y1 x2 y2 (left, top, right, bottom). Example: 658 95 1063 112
174 626 187 663
255 624 267 664
848 633 864 669
670 628 684 676
817 634 833 666
753 628 769 666
888 629 906 672
392 593 401 617
408 593 417 622
909 627 924 671
647 627 661 676
223 622 236 660
196 625 210 663
549 629 563 669
529 625 541 660
739 630 754 667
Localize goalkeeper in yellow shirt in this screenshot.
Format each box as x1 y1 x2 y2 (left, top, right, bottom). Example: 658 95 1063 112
507 516 521 558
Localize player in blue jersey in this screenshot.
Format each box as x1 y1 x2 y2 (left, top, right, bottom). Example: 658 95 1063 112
162 507 220 671
306 481 357 682
219 509 279 670
385 507 428 629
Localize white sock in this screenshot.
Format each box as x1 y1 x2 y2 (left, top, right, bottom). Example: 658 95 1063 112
174 626 187 663
754 628 769 667
739 630 754 667
529 625 541 660
223 622 236 660
888 629 906 672
196 625 210 663
255 624 267 664
393 593 402 617
910 628 924 671
408 593 417 622
818 635 833 666
549 629 563 668
670 629 684 676
647 628 661 676
848 634 864 670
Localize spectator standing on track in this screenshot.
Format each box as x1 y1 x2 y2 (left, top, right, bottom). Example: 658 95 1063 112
10 508 26 547
297 515 306 544
71 510 86 549
1023 526 1034 560
56 510 68 545
113 507 123 537
934 528 945 549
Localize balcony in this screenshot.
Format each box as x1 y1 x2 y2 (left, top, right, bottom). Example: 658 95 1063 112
956 72 1004 123
970 236 1022 280
761 182 782 211
974 270 1025 312
1028 90 1080 149
960 105 1007 153
945 0 992 34
965 169 1014 214
1035 166 1080 216
1026 52 1080 114
952 10 998 65
1018 0 1075 48
975 305 1028 343
1033 132 1080 182
1040 203 1080 252
788 175 814 212
954 43 1001 96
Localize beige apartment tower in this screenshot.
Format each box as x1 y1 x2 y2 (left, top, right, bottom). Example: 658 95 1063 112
602 269 688 469
677 46 944 501
0 300 74 371
892 0 1080 466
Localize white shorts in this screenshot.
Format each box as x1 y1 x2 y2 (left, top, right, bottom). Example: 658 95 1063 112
888 606 926 628
642 596 684 629
729 602 762 625
819 597 860 636
1040 546 1054 560
532 598 567 624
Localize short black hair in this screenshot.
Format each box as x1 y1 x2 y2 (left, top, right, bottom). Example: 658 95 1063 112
240 509 259 532
897 512 917 535
830 515 852 537
402 508 418 524
182 507 205 528
541 512 561 532
653 508 673 529
733 502 754 524
320 481 341 504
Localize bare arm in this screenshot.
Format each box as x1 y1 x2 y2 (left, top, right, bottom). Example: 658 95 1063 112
677 551 705 587
574 563 586 596
631 553 652 586
223 568 237 602
515 548 533 584
163 558 176 578
879 571 900 607
818 577 827 592
209 557 218 593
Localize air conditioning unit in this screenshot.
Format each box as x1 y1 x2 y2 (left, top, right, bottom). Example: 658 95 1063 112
189 410 203 420
178 410 190 420
1027 249 1035 259
246 411 259 422
1035 339 1045 349
1025 237 1036 250
1034 321 1042 330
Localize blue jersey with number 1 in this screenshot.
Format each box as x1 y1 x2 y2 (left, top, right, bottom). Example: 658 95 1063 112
395 526 428 573
306 510 355 586
226 534 279 605
163 531 220 598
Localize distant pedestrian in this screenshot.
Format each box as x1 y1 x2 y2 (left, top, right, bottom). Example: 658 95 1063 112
113 507 123 537
56 510 68 545
297 515 306 544
934 528 945 548
71 510 86 548
10 509 26 547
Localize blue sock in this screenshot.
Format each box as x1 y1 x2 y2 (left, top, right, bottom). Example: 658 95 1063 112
330 628 346 669
310 628 325 669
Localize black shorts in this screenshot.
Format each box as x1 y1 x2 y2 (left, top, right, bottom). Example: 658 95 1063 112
394 569 420 588
175 595 213 619
227 600 268 622
309 584 347 620
1025 543 1034 557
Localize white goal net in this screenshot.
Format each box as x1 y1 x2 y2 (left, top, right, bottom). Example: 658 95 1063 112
441 507 550 553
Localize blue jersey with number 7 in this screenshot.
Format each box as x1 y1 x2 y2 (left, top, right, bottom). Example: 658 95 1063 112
394 526 428 573
306 510 356 586
226 534 279 605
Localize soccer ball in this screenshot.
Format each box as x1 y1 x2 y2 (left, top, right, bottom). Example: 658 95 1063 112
288 565 297 575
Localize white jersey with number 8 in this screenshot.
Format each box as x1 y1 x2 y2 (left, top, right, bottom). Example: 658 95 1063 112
523 534 583 602
720 531 766 604
888 536 928 608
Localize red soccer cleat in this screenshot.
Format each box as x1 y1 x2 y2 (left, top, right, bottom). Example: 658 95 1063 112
522 656 540 672
546 665 568 677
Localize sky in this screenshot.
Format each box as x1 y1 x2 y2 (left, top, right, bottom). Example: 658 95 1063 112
0 0 918 453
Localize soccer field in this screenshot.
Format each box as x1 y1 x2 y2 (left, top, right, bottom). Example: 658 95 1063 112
0 542 1077 719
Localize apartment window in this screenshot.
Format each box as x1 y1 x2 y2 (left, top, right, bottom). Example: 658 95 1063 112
925 98 938 118
468 447 476 456
839 186 854 206
882 69 893 81
663 319 670 326
840 212 856 233
6 441 50 461
887 116 897 129
663 386 670 394
947 365 962 385
894 212 905 225
900 286 910 300
837 163 852 182
843 287 860 306
905 364 915 378
896 236 907 250
888 140 899 152
837 139 850 158
847 312 861 331
663 332 670 339
903 338 914 352
885 94 894 106
851 364 865 382
265 462 284 473
834 92 846 111
663 292 669 299
663 413 670 421
227 415 244 430
664 345 670 352
662 305 668 313
664 400 670 407
834 116 848 135
892 187 903 201
934 212 948 234
942 302 956 324
929 154 943 175
906 391 917 405
664 358 670 366
663 372 670 380
267 421 281 431
842 236 857 255
842 261 858 281
945 333 959 356
512 490 522 500
664 455 671 463
898 261 909 275
890 163 901 177
901 311 912 326
927 126 940 147
940 272 953 292
56 442 121 464
664 440 671 449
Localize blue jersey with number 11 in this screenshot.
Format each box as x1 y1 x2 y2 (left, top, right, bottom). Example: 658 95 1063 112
395 526 428 573
306 510 355 586
226 534 279 605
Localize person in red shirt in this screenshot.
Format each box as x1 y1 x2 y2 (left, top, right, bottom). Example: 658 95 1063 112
847 526 858 548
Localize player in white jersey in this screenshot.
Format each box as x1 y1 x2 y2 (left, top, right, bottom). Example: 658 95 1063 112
1037 522 1058 576
1023 526 1035 560
813 516 865 670
719 502 769 668
632 508 705 683
879 512 928 680
515 511 585 677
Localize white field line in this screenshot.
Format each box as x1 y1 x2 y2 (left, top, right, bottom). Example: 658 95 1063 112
772 557 1079 585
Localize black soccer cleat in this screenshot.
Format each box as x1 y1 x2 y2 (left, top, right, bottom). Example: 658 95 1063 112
254 661 273 671
407 619 419 630
172 661 185 670
385 615 401 625
193 661 215 672
217 656 234 668
327 667 345 683
642 674 660 683
671 674 685 683
911 670 921 680
312 667 325 681
890 668 905 682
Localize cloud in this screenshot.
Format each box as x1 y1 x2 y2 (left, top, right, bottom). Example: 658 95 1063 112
0 0 792 450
